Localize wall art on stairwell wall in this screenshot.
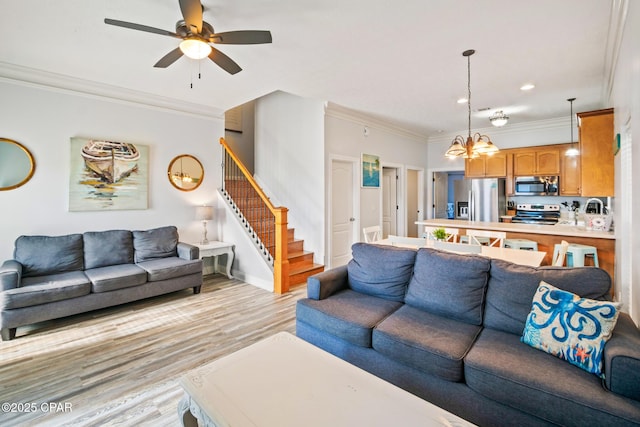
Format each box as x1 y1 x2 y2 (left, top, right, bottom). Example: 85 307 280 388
68 137 149 211
361 153 380 188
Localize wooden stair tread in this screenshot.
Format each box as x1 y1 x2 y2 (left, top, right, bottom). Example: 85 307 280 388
289 263 324 275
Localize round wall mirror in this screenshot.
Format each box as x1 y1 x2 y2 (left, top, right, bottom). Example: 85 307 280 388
0 138 36 191
167 154 204 191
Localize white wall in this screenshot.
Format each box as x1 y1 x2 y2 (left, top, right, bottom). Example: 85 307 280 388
609 1 639 322
324 106 429 245
224 100 256 174
0 80 223 261
254 91 326 264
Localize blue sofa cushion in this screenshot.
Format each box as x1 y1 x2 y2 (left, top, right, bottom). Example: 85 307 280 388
404 248 490 325
485 260 612 335
373 304 482 382
136 257 202 282
296 289 402 347
0 271 90 309
14 234 84 277
132 226 178 263
465 328 640 426
522 281 620 378
84 264 148 293
604 313 640 401
347 243 416 302
83 230 134 269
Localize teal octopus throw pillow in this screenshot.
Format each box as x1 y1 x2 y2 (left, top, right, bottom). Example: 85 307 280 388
522 281 620 378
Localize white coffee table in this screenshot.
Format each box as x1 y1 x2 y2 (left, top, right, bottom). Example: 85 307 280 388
192 241 234 278
178 332 474 427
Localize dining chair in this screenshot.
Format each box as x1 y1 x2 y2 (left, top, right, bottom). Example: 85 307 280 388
422 226 459 243
388 235 428 248
362 225 382 243
433 240 482 254
465 229 506 247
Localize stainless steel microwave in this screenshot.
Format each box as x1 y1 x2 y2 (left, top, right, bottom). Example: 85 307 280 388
514 176 559 196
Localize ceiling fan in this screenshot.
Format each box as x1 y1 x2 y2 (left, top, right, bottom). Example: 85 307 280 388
104 0 272 75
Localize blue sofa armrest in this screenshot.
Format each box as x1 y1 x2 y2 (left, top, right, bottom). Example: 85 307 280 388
604 312 640 401
0 260 22 291
307 265 348 300
177 242 200 260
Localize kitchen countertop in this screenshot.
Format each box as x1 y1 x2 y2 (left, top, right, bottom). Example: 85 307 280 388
416 219 615 240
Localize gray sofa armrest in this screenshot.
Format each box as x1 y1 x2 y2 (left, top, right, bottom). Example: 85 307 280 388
177 242 200 260
307 265 348 300
1 260 22 291
604 312 640 401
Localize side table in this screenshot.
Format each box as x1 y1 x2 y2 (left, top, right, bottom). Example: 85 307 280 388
192 241 235 278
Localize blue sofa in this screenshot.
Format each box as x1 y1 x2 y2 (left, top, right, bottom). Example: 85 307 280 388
0 226 202 340
296 243 640 426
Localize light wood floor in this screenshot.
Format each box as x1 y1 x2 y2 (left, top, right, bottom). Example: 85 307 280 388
0 275 306 426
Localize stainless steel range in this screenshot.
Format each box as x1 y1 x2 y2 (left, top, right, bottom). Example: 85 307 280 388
512 204 560 225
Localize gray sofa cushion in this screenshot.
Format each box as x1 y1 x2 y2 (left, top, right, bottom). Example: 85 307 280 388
132 226 178 263
14 234 84 277
485 259 612 335
465 328 640 426
296 289 402 347
404 248 490 325
0 271 90 309
136 257 202 282
84 264 148 293
83 230 134 269
373 304 482 382
604 313 640 401
347 243 416 302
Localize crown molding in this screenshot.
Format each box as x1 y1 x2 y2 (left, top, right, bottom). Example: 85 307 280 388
324 102 428 142
602 0 628 104
427 117 569 144
0 61 225 120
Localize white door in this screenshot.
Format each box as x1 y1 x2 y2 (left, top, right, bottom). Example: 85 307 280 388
407 169 420 237
331 160 356 267
433 172 449 218
382 167 397 238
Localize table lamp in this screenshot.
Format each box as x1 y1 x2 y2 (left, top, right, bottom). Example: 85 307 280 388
195 205 213 244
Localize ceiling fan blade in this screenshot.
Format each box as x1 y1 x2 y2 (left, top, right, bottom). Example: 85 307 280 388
179 0 203 33
105 18 181 39
210 30 272 45
154 47 184 68
208 47 242 75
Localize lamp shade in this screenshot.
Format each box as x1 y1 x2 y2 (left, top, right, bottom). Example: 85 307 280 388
180 39 212 60
195 205 213 221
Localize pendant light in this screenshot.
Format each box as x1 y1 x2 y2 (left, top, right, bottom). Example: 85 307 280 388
565 97 579 156
445 49 499 159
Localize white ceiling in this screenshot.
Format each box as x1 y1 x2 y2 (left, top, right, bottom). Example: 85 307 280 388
0 0 615 137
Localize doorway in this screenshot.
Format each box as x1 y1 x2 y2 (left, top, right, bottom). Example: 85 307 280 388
382 167 398 237
330 158 358 268
406 168 424 237
432 171 465 219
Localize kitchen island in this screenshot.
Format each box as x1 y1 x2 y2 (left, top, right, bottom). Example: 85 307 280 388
416 219 616 294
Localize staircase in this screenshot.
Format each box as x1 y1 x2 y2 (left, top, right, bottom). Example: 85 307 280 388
220 138 323 292
286 228 324 286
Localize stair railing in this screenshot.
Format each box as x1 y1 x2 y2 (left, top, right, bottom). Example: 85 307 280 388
219 137 290 294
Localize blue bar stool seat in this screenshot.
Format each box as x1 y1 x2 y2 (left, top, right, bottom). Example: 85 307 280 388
552 243 599 267
504 238 538 251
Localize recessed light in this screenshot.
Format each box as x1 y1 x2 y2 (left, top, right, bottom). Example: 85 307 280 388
457 98 467 104
520 83 535 91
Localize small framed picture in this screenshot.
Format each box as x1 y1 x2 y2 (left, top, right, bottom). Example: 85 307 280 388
361 153 380 188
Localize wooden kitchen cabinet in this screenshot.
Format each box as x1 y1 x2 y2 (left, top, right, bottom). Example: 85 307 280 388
578 109 614 196
560 145 581 196
513 148 560 176
465 152 507 178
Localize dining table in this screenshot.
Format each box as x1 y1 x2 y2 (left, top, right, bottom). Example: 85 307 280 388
375 238 547 267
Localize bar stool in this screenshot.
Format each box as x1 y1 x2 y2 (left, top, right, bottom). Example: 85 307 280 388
504 238 538 251
552 243 599 267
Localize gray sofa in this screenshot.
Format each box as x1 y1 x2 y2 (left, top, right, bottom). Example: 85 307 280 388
0 226 202 341
296 243 640 426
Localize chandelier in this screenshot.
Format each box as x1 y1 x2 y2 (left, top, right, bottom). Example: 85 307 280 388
445 50 499 159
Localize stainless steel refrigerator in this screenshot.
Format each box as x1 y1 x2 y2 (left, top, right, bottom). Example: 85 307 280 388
453 178 506 222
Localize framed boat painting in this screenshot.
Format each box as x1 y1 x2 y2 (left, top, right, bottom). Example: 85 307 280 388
361 153 380 188
69 137 149 211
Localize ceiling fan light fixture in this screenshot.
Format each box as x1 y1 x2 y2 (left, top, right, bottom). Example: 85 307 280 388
179 38 212 59
489 110 509 127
